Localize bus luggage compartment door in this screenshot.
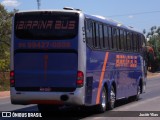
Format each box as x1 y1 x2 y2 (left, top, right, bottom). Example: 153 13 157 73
14 52 78 91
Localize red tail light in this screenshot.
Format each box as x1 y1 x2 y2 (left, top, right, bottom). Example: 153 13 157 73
10 71 15 87
77 71 84 87
10 71 14 77
10 80 15 84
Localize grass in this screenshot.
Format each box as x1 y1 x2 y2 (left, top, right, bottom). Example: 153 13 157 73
0 72 10 91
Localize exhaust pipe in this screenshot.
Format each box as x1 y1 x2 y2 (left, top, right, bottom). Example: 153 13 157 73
60 95 69 101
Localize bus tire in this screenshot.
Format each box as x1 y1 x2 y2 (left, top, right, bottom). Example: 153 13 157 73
107 86 116 110
96 87 107 113
129 84 141 101
135 85 141 100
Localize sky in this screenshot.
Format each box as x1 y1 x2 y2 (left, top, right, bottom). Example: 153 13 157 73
1 0 160 34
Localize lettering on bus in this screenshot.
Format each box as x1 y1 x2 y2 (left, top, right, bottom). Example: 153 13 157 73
55 21 75 29
16 20 76 30
115 55 137 68
18 42 71 49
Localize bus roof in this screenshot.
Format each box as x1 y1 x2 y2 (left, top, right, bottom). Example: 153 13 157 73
15 9 142 34
15 9 81 14
84 14 142 34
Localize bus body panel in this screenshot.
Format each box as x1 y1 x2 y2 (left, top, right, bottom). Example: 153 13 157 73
85 47 143 105
13 11 79 90
13 37 79 90
11 11 87 105
77 12 86 104
14 52 77 88
10 10 146 108
10 87 85 105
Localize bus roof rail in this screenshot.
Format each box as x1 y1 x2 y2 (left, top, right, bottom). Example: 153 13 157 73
63 7 81 11
128 26 134 28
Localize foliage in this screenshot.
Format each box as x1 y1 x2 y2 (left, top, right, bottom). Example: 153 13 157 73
143 26 160 71
0 72 10 91
0 4 17 90
0 4 17 72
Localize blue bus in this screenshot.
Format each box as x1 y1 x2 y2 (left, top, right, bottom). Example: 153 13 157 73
10 7 147 112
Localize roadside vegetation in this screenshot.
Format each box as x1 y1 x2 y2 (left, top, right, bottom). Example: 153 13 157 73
0 4 17 91
143 27 160 72
0 72 9 91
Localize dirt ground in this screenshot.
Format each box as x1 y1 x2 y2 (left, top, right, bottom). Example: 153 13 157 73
0 91 10 98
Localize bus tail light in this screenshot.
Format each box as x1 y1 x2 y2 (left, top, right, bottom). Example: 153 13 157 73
77 71 84 87
10 71 15 87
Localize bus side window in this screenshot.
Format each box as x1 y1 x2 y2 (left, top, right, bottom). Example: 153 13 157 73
127 32 131 51
140 35 145 52
103 26 109 49
95 23 100 48
117 29 120 50
130 33 133 51
112 28 117 50
133 33 137 52
99 24 104 49
108 26 112 49
85 20 93 48
120 29 124 51
139 35 143 52
92 22 96 48
124 31 127 51
137 34 141 52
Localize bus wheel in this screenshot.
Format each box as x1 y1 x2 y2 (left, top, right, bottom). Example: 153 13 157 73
129 85 141 101
96 87 107 113
108 86 116 110
136 85 141 100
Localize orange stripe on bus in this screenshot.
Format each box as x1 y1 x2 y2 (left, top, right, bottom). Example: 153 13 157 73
96 52 109 104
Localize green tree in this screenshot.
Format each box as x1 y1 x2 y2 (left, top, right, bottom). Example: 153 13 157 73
0 4 17 72
0 4 17 90
145 25 160 71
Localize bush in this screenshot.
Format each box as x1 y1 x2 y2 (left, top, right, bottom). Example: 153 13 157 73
0 72 10 91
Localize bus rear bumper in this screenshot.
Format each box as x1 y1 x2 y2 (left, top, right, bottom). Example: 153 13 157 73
10 87 85 105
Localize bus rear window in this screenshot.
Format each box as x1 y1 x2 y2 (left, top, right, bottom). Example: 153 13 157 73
14 12 79 40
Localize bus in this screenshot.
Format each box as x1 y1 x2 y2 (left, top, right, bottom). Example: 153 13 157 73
10 7 147 112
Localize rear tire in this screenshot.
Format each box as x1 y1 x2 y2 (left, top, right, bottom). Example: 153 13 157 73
107 86 116 110
95 87 107 113
129 84 141 101
135 85 141 100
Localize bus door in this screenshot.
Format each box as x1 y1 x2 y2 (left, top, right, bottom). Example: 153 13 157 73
14 11 79 91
